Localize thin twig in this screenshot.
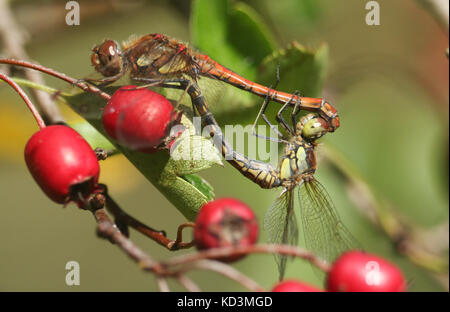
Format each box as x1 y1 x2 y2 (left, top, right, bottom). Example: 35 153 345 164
0 73 46 129
175 274 201 292
104 189 171 247
180 260 265 292
100 184 195 251
0 0 65 124
163 244 331 272
169 222 196 250
156 277 170 292
0 59 111 100
92 208 162 273
89 191 332 290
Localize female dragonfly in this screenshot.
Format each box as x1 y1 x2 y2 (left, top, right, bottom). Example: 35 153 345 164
167 80 361 279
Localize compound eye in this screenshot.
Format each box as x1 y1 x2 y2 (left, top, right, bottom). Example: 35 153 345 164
91 40 122 77
98 40 119 63
299 117 329 140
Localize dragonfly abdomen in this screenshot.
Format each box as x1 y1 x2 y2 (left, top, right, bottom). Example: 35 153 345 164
187 83 281 189
196 55 340 131
229 152 281 189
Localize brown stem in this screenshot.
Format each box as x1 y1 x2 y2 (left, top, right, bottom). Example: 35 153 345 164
0 73 46 129
179 260 265 292
168 222 196 250
0 59 111 100
175 274 201 292
100 184 194 251
156 277 170 292
89 193 331 290
92 208 161 273
164 244 331 273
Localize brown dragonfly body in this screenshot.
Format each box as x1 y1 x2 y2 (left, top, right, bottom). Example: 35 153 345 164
90 33 339 133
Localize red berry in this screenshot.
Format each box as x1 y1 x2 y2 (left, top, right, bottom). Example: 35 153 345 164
24 125 100 205
194 198 259 262
102 86 181 153
326 251 407 292
272 280 322 292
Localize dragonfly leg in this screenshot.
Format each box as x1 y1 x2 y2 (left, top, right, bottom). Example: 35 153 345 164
131 77 190 87
251 65 288 143
83 73 124 86
175 79 197 116
271 66 296 135
290 91 303 131
275 92 299 136
252 87 288 144
131 77 199 116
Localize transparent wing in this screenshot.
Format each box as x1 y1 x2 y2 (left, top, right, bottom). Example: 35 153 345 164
298 178 361 266
264 189 299 280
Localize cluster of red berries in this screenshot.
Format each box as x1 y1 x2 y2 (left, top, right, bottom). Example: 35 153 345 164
193 198 407 292
25 86 179 206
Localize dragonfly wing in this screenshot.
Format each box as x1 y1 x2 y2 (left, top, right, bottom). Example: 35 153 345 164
264 189 299 280
298 179 361 266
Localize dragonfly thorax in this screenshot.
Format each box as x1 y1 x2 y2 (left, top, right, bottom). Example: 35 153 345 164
91 40 124 77
279 142 316 188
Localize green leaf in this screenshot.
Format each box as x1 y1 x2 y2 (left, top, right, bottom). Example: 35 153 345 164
190 0 229 62
182 174 215 201
228 2 276 66
278 0 323 26
69 120 117 153
169 115 223 175
61 88 215 221
190 0 278 118
190 0 276 79
258 42 329 97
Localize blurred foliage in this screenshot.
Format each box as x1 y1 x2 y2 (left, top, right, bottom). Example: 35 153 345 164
0 0 448 291
259 42 329 97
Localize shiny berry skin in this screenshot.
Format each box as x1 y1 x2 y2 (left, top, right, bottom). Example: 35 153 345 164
194 198 259 262
272 280 322 292
24 125 100 204
102 86 180 153
326 251 407 292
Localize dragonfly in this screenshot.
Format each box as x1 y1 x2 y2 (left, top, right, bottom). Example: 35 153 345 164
88 33 339 136
169 80 360 279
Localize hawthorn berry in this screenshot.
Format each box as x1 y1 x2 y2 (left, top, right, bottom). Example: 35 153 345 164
272 280 322 292
102 86 182 153
326 251 407 292
25 125 100 205
194 198 259 262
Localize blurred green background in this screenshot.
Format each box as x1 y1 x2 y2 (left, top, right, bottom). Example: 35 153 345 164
0 0 448 291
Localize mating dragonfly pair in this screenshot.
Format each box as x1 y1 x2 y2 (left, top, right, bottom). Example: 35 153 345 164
89 33 360 279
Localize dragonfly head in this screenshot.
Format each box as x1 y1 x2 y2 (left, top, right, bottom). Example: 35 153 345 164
296 114 330 141
91 40 123 77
